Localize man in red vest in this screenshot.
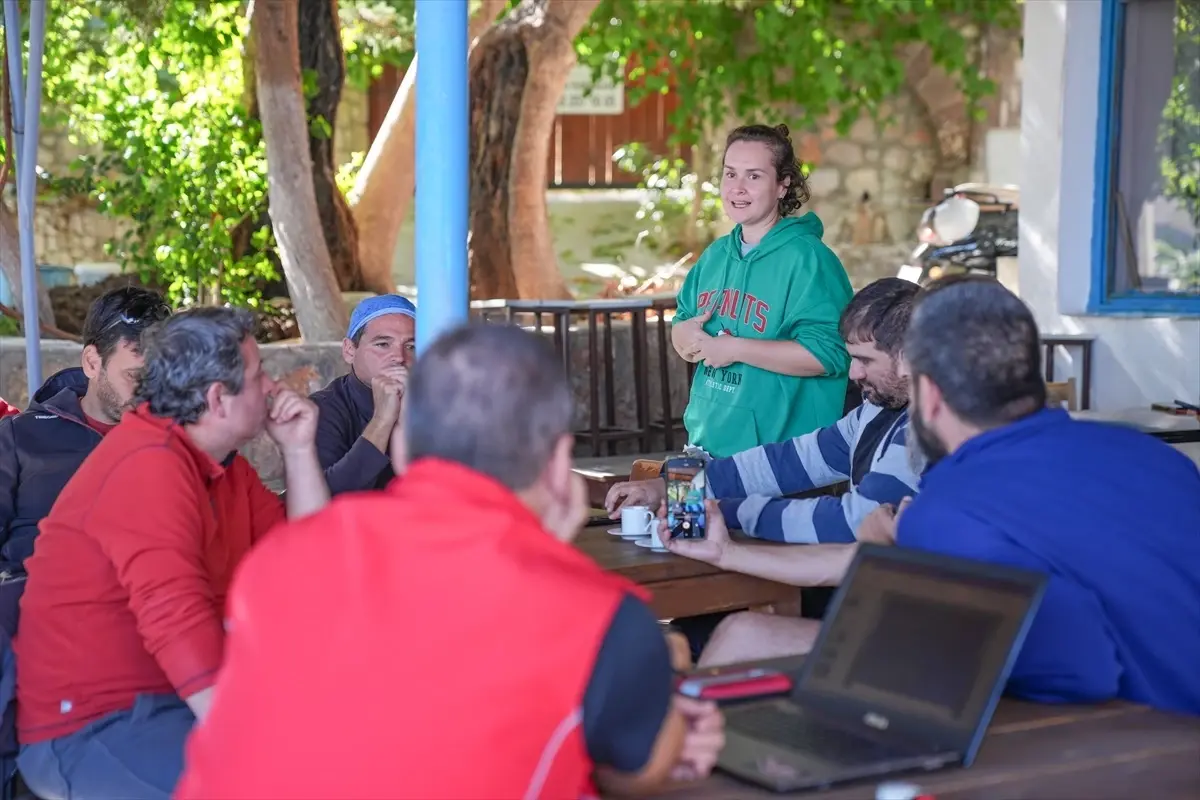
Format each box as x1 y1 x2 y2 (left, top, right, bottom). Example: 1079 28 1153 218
177 323 725 799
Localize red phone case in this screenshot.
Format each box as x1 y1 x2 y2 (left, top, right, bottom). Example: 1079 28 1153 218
676 668 793 701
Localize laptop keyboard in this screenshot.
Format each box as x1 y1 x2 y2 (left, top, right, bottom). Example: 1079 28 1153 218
728 705 899 765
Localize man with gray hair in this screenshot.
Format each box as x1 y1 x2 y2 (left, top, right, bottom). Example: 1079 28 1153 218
15 307 329 800
177 323 725 800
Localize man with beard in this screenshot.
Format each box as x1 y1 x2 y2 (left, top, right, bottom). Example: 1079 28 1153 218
0 287 170 631
692 278 1200 717
15 307 330 799
895 277 1200 714
607 278 921 547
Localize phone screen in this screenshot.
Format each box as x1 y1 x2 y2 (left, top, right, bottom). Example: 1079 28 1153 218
665 459 706 540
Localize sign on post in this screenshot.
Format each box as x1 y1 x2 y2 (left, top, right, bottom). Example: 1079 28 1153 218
557 65 624 115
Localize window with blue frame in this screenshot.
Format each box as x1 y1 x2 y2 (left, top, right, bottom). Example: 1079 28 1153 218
1092 0 1200 314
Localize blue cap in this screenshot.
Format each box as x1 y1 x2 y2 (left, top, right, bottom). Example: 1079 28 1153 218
347 295 417 340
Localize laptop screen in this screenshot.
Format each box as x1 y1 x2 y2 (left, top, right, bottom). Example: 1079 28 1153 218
797 548 1042 749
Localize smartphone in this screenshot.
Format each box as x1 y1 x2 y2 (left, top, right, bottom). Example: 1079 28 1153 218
664 457 706 540
676 668 793 701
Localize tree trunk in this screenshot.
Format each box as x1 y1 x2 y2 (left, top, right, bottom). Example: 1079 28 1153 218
298 0 364 292
468 0 597 300
252 0 348 341
349 0 505 296
0 202 55 326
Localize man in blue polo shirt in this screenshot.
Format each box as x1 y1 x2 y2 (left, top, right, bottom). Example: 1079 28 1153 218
696 277 1200 716
311 295 417 494
897 277 1200 715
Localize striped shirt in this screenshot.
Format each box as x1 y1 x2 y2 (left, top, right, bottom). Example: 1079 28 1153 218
704 402 920 544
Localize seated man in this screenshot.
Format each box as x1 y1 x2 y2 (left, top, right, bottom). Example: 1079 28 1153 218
311 294 417 494
0 287 169 612
694 277 1200 716
177 324 724 799
15 307 330 800
607 277 922 545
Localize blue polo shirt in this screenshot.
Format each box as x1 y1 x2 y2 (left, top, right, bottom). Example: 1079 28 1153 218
897 408 1200 715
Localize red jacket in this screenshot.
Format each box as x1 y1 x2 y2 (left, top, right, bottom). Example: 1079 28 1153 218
16 405 285 743
177 459 645 800
0 399 17 419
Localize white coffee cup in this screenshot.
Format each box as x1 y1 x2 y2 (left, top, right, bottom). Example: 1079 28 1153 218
647 519 666 550
620 506 655 538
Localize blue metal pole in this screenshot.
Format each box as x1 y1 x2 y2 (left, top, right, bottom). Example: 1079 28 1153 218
16 1 44 391
3 0 24 162
414 0 469 354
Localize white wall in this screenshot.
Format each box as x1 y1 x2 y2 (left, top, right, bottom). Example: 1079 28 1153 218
1018 0 1200 410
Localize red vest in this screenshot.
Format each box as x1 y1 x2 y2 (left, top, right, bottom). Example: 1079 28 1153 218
177 459 647 800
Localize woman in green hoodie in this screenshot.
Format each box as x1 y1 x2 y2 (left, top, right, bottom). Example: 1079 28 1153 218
672 124 852 458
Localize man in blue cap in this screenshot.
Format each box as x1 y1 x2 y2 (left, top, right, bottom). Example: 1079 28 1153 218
310 295 417 494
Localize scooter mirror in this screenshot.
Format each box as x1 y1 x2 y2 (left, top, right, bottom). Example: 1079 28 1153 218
931 195 981 244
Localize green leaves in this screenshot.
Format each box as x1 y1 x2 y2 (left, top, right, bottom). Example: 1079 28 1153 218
37 0 276 307
577 0 1020 148
339 0 416 88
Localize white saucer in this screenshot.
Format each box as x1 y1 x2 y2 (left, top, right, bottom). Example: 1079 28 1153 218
608 527 649 539
634 539 669 553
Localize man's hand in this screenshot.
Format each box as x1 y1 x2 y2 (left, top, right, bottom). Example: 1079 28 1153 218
669 695 725 783
388 415 408 476
266 389 318 454
857 496 912 545
362 372 406 453
379 364 409 392
370 373 405 428
542 472 589 542
692 334 739 369
666 499 732 567
857 503 897 545
605 479 666 518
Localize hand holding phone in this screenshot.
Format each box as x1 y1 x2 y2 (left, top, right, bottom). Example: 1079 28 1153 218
664 457 706 540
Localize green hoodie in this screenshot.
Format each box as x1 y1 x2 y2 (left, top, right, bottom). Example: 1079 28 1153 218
674 213 852 459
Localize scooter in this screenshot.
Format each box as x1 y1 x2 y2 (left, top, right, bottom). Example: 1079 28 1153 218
897 183 1019 285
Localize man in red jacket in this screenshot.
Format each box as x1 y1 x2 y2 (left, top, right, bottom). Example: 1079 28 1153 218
15 307 331 800
177 323 725 800
0 400 15 420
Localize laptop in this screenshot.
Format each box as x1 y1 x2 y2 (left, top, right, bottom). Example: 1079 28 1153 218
717 543 1046 792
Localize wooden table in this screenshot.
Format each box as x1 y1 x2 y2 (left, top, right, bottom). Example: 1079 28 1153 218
1073 408 1200 444
574 451 674 507
576 526 799 619
664 658 1200 799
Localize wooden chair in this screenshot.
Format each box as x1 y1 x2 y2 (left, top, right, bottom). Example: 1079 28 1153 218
630 458 664 482
1046 378 1078 411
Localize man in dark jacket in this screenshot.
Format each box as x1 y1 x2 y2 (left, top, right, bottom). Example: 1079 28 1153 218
311 294 416 494
0 287 169 617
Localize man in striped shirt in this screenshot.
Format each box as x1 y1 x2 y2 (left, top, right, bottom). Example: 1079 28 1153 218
606 278 922 546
